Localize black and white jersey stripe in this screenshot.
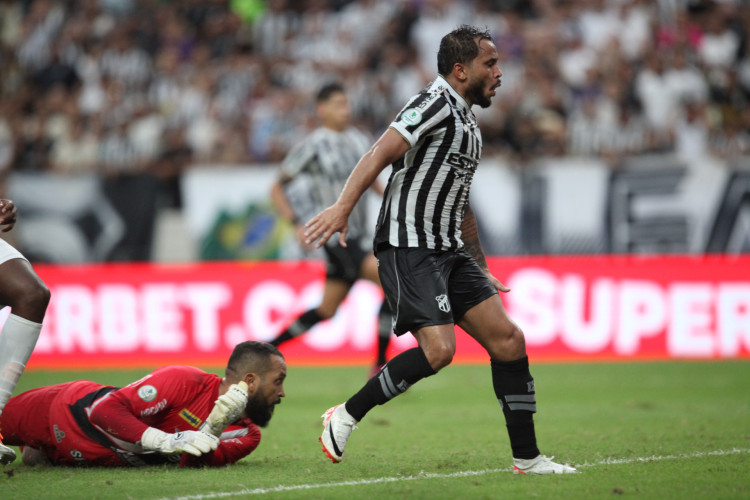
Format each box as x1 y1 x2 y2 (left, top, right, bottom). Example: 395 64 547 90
281 126 370 243
375 76 482 251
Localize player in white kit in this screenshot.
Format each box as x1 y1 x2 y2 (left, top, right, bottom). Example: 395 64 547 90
0 199 51 465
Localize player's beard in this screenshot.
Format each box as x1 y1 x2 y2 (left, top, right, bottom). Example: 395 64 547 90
466 78 493 108
245 391 276 428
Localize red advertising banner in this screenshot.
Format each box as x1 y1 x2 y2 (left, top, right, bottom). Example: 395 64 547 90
8 256 749 369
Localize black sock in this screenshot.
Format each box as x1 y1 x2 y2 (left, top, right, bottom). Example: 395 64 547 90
375 300 392 365
269 309 323 347
491 356 540 459
345 347 435 421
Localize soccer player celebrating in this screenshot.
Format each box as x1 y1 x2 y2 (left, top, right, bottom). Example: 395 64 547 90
305 26 577 474
0 341 286 467
0 199 51 465
268 83 392 374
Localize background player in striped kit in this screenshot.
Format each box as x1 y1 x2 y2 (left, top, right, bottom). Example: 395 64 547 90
0 199 51 465
305 26 577 475
268 83 392 374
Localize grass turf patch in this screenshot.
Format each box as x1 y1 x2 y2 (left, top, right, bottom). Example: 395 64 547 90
2 361 748 499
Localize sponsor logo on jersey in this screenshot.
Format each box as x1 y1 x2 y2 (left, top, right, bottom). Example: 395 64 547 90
179 408 203 428
53 424 66 443
69 449 85 462
140 398 168 417
401 108 422 126
137 384 157 402
447 152 478 171
417 96 435 110
436 294 450 313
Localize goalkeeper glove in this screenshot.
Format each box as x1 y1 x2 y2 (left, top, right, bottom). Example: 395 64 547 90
200 380 249 437
140 427 219 456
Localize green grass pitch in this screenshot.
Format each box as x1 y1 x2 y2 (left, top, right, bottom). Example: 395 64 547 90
1 361 748 499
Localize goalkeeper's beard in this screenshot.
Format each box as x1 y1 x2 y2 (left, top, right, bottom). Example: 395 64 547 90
245 391 276 427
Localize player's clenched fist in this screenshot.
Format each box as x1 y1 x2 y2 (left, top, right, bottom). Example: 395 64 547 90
201 381 249 437
140 427 220 456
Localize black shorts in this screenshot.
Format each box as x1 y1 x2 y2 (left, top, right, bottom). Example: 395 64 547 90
323 239 369 284
375 245 498 336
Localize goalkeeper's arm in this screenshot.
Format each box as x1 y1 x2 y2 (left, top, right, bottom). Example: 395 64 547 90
181 419 261 467
200 381 249 437
140 427 219 456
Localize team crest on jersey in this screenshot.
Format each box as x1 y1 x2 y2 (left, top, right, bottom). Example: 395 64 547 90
436 294 450 313
180 408 203 428
401 108 422 126
137 384 157 402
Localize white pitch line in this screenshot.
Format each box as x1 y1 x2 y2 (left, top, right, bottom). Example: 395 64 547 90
159 448 750 500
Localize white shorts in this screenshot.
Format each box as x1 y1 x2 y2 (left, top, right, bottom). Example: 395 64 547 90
0 238 27 266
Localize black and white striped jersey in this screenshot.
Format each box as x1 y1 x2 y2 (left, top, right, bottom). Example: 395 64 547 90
281 126 371 244
375 75 482 251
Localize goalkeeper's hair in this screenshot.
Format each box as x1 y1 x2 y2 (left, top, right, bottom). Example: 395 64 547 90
226 341 284 379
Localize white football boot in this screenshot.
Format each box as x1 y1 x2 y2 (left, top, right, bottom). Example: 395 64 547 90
513 455 579 474
319 404 358 463
0 434 16 465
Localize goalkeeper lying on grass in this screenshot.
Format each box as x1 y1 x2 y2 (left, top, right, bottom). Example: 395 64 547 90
0 341 285 467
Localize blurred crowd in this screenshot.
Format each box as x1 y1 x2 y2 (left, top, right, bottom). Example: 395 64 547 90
1 0 749 207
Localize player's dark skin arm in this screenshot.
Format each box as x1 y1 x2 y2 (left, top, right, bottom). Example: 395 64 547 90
460 203 488 270
270 175 298 225
271 175 312 249
460 202 510 293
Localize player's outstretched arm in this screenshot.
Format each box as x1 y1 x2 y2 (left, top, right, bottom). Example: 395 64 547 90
270 178 310 250
88 366 213 446
305 128 410 248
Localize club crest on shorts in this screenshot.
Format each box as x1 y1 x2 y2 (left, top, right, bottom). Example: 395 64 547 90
435 294 450 313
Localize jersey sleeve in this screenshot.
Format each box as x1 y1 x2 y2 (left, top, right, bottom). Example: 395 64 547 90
88 366 209 444
280 138 316 180
389 91 451 148
179 419 262 468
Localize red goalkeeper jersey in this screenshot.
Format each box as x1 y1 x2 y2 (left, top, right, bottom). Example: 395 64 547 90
0 366 261 467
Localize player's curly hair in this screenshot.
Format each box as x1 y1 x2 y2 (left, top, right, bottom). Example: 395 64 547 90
226 341 283 378
437 25 492 76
